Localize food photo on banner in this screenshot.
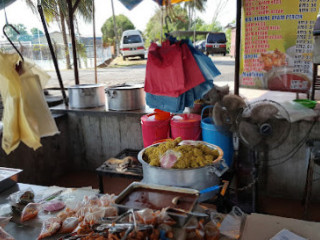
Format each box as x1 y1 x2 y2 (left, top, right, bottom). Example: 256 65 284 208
240 0 320 93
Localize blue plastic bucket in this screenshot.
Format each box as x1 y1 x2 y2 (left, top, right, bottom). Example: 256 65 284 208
201 105 234 167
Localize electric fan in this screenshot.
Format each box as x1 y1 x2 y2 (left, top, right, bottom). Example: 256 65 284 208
236 99 291 152
212 98 292 211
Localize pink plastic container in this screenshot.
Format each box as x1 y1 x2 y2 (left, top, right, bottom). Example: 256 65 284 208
170 113 201 140
141 114 171 147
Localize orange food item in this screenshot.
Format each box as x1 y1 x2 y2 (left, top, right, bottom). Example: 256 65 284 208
37 217 61 240
260 49 286 71
20 203 40 222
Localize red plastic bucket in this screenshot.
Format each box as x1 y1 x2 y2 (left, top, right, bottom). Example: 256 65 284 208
141 114 171 147
170 113 201 140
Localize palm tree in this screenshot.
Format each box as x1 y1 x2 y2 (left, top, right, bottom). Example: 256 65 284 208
184 0 206 30
25 0 93 69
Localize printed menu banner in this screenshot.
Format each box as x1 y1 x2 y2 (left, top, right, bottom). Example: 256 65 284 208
240 0 320 92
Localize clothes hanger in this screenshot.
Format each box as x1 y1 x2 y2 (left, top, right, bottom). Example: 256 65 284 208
3 24 24 62
2 0 24 64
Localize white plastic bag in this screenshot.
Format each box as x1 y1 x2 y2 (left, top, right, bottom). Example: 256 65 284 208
281 101 317 122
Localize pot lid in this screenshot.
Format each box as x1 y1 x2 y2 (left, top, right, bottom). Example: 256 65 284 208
69 84 105 89
171 114 201 125
141 114 170 123
107 84 144 90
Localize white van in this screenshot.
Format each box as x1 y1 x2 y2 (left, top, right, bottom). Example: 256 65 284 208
120 30 145 60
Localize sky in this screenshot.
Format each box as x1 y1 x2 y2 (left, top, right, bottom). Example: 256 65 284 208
0 0 236 39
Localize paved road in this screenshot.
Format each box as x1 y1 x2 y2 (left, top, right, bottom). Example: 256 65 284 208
46 55 313 101
47 56 235 89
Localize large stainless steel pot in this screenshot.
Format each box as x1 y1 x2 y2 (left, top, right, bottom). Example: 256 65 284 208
68 84 105 108
137 141 228 202
105 84 145 111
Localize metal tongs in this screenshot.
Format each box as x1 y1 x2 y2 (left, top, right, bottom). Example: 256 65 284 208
99 209 153 240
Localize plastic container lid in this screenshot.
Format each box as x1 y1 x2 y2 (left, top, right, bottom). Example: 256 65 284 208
141 114 170 126
171 114 201 127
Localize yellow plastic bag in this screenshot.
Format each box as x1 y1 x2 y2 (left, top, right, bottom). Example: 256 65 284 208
0 52 22 153
0 52 59 154
23 59 51 88
19 64 59 139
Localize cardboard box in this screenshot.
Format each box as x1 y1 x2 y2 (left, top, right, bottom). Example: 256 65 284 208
241 213 320 240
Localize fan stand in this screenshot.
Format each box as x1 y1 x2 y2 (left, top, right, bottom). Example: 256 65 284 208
302 139 320 219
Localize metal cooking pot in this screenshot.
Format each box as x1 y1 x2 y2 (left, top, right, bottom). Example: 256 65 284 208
105 84 145 111
137 141 229 202
68 84 105 108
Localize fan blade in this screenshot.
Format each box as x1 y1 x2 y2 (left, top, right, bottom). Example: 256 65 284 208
263 118 291 150
238 120 262 149
250 103 279 123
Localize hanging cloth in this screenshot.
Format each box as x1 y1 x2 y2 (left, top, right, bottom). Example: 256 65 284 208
146 41 221 113
0 52 59 154
145 41 186 97
145 40 205 97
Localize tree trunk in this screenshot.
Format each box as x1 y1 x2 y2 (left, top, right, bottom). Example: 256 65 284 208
75 18 82 69
59 6 71 69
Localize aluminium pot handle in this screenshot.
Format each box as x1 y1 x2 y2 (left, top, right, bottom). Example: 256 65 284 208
208 159 229 177
106 90 117 98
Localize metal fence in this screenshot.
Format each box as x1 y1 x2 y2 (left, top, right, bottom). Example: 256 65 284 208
0 41 112 70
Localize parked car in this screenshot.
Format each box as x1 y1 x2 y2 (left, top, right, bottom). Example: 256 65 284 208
205 32 227 56
120 30 145 60
194 40 206 53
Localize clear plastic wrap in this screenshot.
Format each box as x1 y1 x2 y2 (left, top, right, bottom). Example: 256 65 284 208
20 203 41 222
160 150 181 169
99 194 116 207
59 217 79 234
7 188 34 205
42 200 65 212
0 204 12 217
135 208 157 225
84 208 106 225
82 195 101 206
0 217 12 228
204 221 219 240
37 217 61 240
0 227 14 240
103 206 118 217
219 206 246 239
